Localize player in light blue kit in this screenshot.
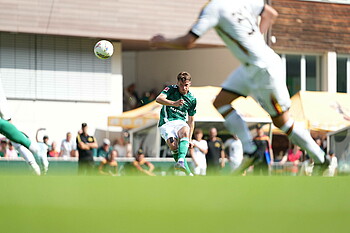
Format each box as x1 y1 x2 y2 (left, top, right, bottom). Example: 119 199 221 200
156 72 196 176
150 0 329 175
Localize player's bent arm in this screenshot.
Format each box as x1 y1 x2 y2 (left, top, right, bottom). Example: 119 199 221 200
150 33 198 50
259 5 278 34
156 93 173 106
156 93 183 107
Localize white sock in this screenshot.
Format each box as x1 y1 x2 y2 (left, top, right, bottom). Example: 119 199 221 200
224 109 256 154
280 119 325 164
12 142 41 175
29 142 39 155
178 158 184 162
38 150 49 174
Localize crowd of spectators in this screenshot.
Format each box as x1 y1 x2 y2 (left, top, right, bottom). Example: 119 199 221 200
123 83 158 111
0 139 18 158
185 125 337 177
0 121 337 177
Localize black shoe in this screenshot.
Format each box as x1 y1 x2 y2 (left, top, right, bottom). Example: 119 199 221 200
232 141 265 175
313 155 330 176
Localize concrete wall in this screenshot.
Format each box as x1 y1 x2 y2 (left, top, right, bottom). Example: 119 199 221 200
6 42 124 145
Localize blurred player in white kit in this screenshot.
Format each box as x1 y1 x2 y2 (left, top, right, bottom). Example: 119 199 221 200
150 0 329 175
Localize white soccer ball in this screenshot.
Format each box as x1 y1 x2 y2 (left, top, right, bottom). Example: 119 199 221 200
94 40 114 59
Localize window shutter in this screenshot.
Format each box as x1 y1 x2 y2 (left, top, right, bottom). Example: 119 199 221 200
0 32 112 102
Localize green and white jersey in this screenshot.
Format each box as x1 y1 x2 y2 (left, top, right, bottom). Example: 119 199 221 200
158 85 197 127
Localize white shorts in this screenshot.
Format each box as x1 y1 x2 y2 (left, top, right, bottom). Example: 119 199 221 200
221 63 291 117
159 120 189 141
194 165 207 176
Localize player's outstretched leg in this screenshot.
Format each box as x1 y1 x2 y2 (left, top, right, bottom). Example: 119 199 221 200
183 159 193 176
223 109 257 154
214 90 261 175
216 105 261 174
0 119 39 155
172 150 189 175
12 142 41 175
273 113 328 175
175 138 189 172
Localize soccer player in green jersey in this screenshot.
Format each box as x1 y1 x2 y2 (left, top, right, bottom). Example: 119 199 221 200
156 72 197 176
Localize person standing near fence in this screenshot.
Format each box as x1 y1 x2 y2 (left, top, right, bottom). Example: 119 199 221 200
60 132 77 158
190 128 208 176
206 127 225 175
253 124 273 175
76 123 98 175
224 135 243 173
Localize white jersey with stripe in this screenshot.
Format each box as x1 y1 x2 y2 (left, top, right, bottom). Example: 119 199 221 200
191 0 280 68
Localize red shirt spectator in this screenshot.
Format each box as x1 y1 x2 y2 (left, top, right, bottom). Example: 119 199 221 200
48 141 60 157
287 148 302 162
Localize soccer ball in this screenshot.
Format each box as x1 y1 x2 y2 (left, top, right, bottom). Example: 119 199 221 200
94 40 114 59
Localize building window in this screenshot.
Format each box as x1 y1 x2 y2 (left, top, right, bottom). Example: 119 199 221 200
305 55 318 91
285 55 301 96
282 54 322 96
0 32 112 102
337 56 349 93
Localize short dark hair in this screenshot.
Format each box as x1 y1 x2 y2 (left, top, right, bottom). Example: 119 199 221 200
194 128 203 134
256 123 263 129
177 71 191 82
82 123 87 128
137 148 144 154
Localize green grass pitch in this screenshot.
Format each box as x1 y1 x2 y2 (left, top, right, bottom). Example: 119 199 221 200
0 176 349 233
